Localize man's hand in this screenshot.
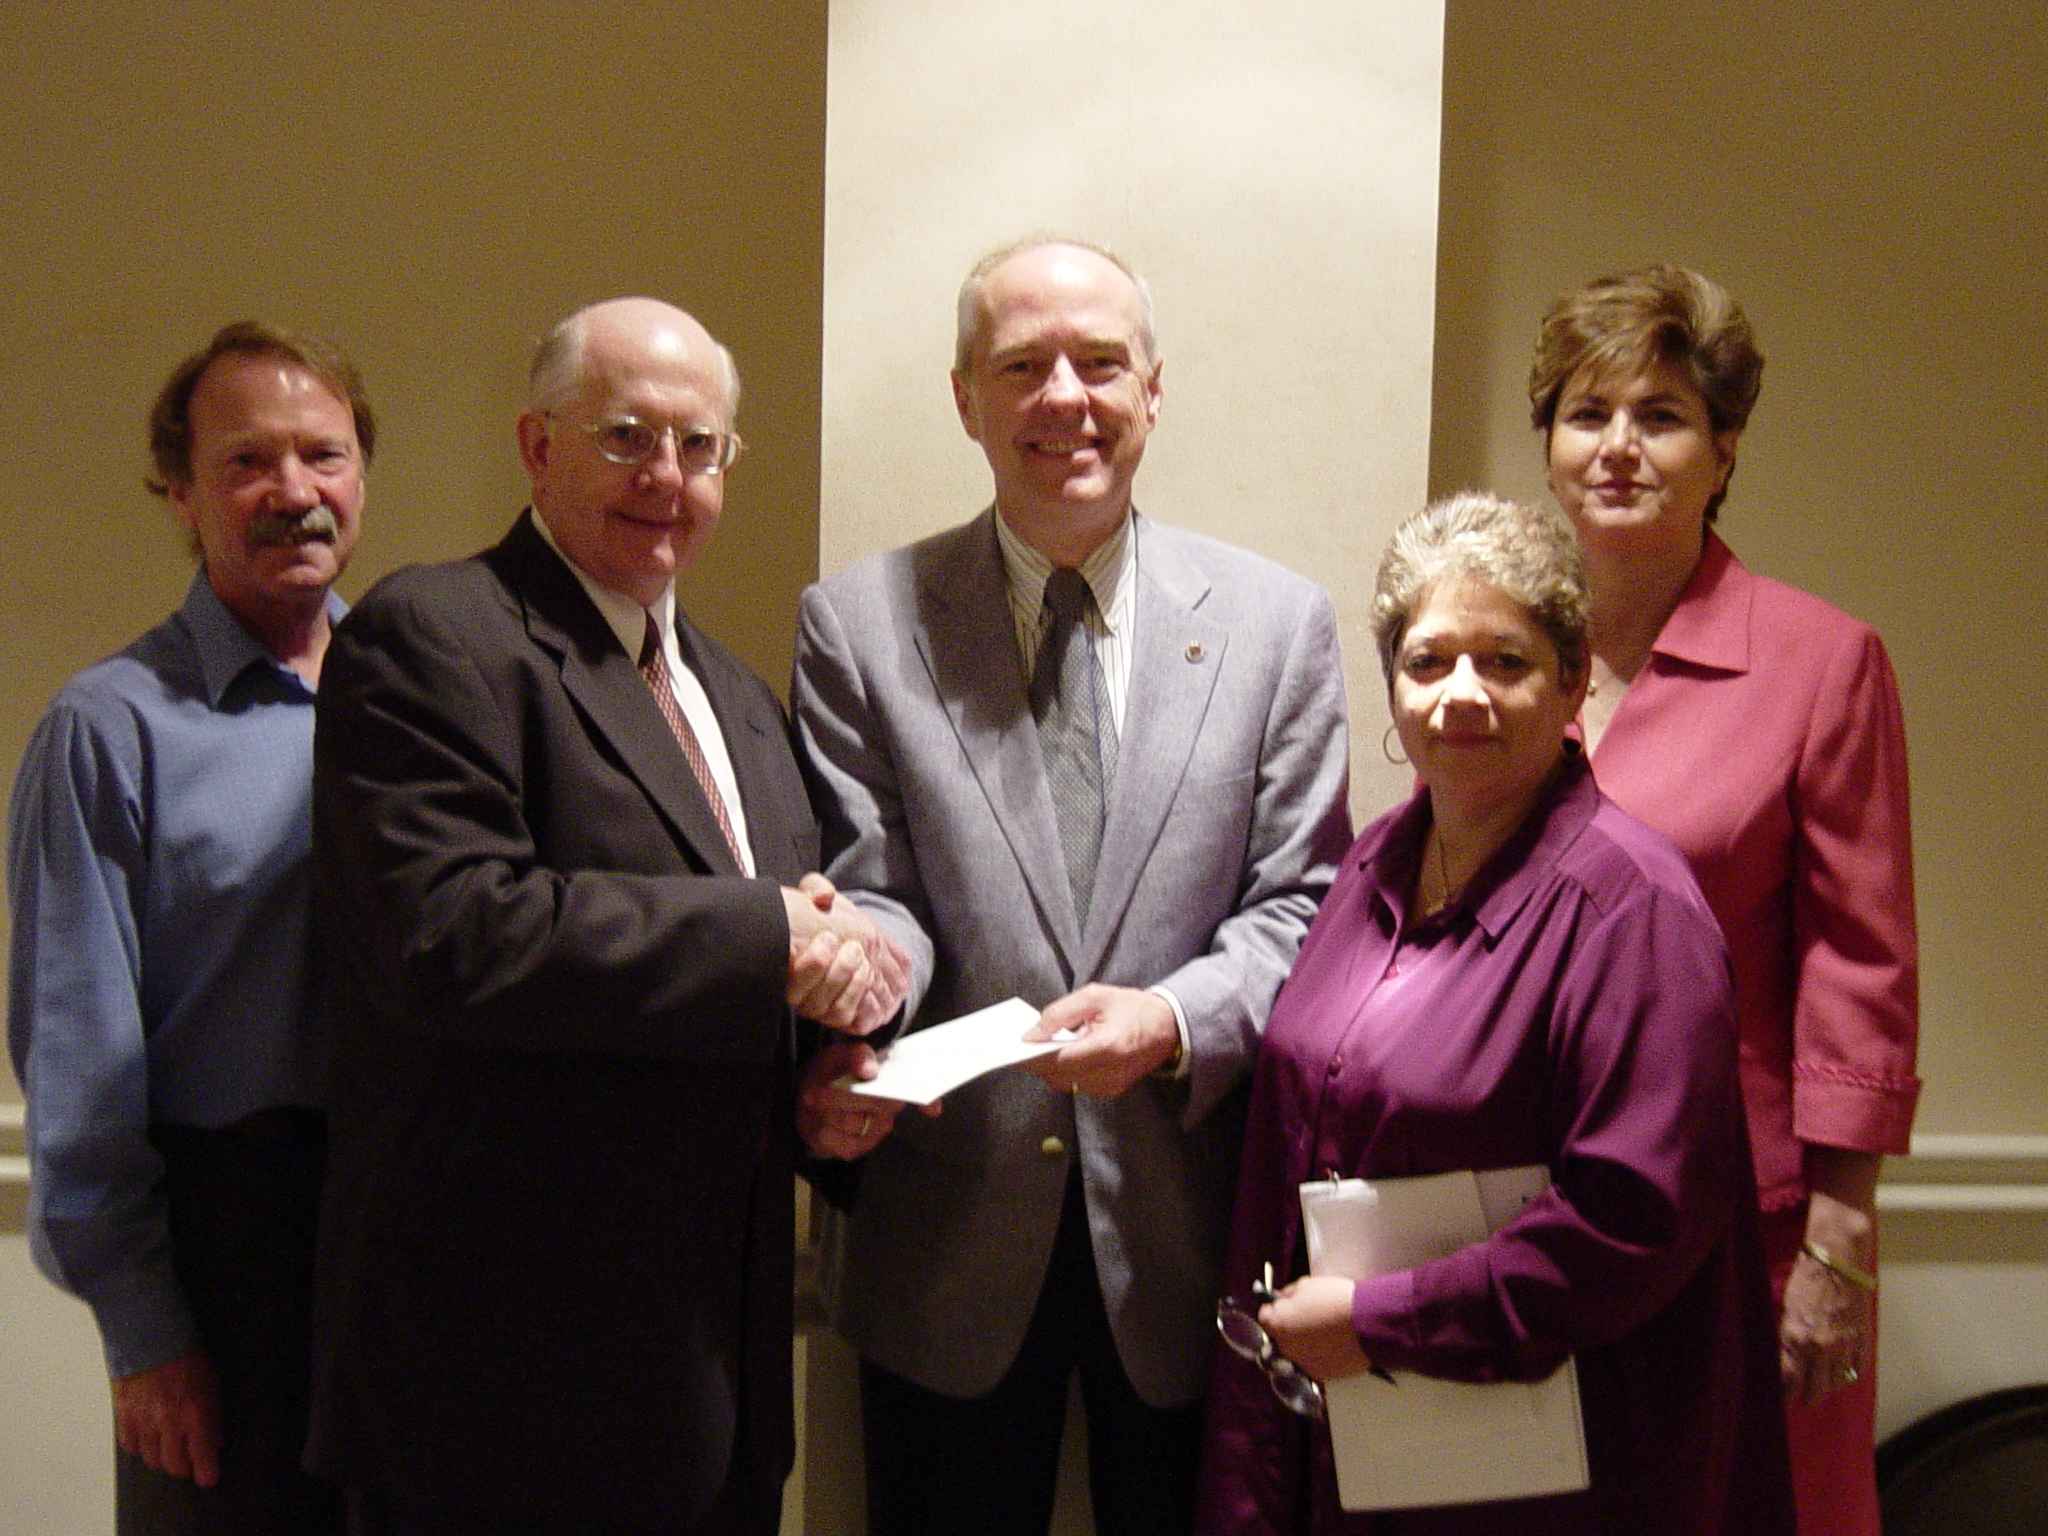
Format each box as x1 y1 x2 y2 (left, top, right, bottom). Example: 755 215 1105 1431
1023 984 1180 1098
1261 1275 1373 1383
113 1351 222 1487
783 874 911 1035
796 1038 935 1160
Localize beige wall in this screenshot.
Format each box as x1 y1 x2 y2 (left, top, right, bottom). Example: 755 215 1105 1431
0 1 829 1105
1430 0 2048 1136
820 0 1445 821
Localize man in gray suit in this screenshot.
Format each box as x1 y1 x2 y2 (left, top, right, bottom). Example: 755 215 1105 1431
792 239 1352 1536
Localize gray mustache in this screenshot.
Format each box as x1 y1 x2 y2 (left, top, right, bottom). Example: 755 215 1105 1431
247 504 340 548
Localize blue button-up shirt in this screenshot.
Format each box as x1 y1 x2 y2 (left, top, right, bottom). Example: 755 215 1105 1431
7 570 338 1376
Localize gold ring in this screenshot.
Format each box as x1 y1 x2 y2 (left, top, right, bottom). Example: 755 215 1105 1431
1841 1363 1860 1384
859 1114 873 1136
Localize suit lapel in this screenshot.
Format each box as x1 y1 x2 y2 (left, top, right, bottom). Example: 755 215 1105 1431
913 512 1084 963
1082 517 1225 972
495 514 744 876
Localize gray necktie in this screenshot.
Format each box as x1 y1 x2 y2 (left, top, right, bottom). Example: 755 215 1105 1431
1030 568 1116 920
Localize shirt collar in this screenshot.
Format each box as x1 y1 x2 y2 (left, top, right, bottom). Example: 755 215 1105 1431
179 568 341 706
995 507 1133 633
1648 530 1751 675
1362 744 1600 942
530 507 671 660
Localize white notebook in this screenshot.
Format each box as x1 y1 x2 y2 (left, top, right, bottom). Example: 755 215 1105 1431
1300 1165 1589 1511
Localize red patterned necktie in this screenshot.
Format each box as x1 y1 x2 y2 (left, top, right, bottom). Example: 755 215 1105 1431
640 614 745 867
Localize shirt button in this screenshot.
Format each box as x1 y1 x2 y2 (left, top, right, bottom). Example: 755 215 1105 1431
1041 1135 1067 1157
1327 1057 1343 1077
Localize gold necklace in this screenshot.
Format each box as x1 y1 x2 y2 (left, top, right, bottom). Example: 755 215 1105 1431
1421 826 1458 917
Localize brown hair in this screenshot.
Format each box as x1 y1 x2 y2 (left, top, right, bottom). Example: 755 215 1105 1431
147 321 375 496
1528 265 1761 522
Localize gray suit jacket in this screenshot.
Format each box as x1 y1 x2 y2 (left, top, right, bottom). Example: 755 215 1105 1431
793 509 1351 1406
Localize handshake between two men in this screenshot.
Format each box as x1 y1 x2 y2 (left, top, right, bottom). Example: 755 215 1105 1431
781 872 915 1038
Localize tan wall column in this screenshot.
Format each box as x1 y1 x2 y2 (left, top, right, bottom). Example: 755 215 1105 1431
821 0 1446 819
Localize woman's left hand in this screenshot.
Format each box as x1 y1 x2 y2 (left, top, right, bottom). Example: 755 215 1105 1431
1261 1275 1374 1383
1781 1247 1873 1404
1781 1161 1880 1405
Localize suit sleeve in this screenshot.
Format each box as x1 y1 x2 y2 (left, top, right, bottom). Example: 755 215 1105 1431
1155 584 1352 1128
315 580 791 1063
1788 625 1920 1153
790 581 938 1022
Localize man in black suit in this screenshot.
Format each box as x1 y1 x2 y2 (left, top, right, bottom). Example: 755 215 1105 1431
307 297 903 1536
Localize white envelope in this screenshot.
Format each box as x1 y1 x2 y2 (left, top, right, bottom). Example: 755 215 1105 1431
842 997 1066 1105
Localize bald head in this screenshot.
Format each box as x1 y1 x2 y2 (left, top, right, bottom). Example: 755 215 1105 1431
516 296 741 605
531 297 741 425
955 239 1156 373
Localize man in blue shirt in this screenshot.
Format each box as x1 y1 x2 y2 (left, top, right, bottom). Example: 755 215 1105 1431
8 321 371 1533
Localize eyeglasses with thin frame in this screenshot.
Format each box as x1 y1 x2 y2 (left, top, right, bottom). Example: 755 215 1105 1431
1216 1262 1327 1420
567 413 744 475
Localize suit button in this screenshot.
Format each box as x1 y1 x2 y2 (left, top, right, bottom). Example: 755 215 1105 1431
1041 1136 1067 1157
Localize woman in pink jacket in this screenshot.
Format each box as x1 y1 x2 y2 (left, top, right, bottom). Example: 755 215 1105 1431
1529 264 1921 1536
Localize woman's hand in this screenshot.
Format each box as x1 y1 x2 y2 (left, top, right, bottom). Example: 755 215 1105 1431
1782 1148 1881 1404
1260 1275 1374 1383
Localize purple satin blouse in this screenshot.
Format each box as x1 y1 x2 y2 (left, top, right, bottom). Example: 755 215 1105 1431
1195 753 1795 1535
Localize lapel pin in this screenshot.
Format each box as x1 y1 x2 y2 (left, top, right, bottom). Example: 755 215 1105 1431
1185 642 1205 662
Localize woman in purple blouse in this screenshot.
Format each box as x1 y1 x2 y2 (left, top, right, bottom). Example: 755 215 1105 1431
1193 492 1793 1535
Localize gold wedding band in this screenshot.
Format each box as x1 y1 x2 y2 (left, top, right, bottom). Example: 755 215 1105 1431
1841 1363 1860 1384
859 1114 873 1136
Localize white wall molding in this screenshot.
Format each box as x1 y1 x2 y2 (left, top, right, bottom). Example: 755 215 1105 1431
1880 1133 2048 1214
12 1114 2048 1207
0 1103 23 1191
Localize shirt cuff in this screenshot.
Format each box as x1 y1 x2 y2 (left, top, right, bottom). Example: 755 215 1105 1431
1148 985 1192 1079
81 1264 199 1380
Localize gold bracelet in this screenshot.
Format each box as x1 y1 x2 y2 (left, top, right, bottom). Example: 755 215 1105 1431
1801 1239 1878 1293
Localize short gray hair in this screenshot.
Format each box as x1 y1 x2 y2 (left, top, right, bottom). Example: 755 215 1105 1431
1371 491 1590 688
528 307 742 420
953 237 1157 372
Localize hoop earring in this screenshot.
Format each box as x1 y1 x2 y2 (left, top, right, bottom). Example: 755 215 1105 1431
1382 724 1409 766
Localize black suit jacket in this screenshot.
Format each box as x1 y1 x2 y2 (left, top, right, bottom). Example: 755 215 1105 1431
307 513 815 1525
